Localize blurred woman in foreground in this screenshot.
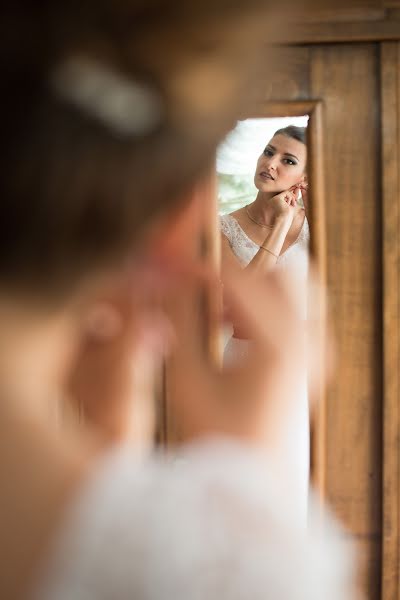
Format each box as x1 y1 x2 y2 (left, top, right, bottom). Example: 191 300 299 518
0 2 355 599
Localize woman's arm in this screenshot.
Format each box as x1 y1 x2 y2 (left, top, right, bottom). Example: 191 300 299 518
221 191 297 277
34 266 355 600
221 215 291 276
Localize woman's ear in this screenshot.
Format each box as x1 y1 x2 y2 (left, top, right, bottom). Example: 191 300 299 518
300 174 308 212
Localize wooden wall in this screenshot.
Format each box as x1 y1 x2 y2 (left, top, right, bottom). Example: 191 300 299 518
313 43 383 599
254 41 384 600
262 36 400 600
381 41 400 600
291 2 400 43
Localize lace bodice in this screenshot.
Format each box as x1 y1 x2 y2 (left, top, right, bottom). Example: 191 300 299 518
220 213 309 276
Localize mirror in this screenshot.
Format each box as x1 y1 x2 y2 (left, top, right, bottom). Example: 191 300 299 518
215 110 324 519
217 115 309 348
160 102 327 510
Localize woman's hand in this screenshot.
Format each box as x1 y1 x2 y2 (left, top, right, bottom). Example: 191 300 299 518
291 181 309 213
270 189 298 224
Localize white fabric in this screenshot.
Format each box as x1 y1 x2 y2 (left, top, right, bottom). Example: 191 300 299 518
220 213 310 522
33 441 354 600
220 213 309 272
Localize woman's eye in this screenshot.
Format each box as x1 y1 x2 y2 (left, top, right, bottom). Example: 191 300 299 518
263 148 273 157
283 158 297 166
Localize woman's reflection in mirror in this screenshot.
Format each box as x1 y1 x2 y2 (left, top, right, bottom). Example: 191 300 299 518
220 125 309 521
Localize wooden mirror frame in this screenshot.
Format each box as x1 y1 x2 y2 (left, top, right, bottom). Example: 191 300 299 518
203 99 328 498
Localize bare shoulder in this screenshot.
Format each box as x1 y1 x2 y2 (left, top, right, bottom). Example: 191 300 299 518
229 207 246 220
228 207 248 229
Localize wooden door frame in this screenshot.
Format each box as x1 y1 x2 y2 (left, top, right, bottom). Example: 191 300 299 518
206 99 328 498
381 40 400 600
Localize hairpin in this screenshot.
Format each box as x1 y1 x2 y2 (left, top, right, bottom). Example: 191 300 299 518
51 56 162 136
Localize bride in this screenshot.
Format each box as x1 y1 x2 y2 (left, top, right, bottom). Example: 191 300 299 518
220 125 309 520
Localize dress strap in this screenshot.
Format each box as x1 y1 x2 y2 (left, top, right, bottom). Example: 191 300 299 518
219 214 235 243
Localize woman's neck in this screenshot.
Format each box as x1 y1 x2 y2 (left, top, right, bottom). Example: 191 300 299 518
250 192 278 223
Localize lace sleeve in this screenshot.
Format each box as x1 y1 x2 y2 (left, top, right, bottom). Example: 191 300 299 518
33 441 355 600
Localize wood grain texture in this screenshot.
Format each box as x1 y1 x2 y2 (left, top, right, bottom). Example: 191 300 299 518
310 44 383 600
298 6 386 23
258 47 310 102
306 102 329 501
285 16 400 44
381 41 400 600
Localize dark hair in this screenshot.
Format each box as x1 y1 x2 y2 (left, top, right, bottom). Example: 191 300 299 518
0 0 272 300
273 125 307 145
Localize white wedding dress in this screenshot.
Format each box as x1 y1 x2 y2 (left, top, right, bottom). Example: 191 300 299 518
33 441 353 600
220 213 310 522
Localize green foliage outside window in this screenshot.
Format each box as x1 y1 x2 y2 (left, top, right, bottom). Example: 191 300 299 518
217 173 256 215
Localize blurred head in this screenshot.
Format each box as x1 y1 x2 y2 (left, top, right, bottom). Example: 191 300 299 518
0 0 279 305
0 0 285 411
254 125 307 195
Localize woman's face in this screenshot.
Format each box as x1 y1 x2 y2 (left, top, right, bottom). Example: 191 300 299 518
254 134 307 194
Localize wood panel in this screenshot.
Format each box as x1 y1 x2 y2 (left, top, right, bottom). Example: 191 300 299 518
310 44 382 600
287 18 400 44
283 6 400 44
300 4 385 23
381 41 400 600
258 47 310 101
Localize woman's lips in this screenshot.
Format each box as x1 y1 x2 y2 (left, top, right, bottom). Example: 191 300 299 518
259 171 274 181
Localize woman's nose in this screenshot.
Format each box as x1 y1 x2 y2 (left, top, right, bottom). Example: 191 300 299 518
267 156 279 171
